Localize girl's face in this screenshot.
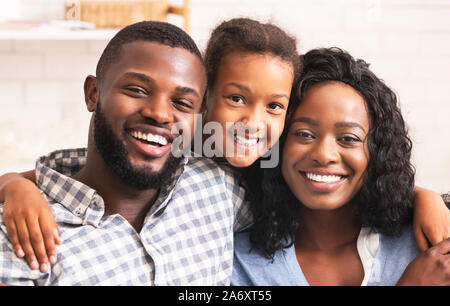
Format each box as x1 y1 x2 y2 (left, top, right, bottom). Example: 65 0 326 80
282 81 370 210
205 52 294 167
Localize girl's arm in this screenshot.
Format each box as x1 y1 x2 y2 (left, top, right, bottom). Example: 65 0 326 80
413 186 450 252
0 171 60 273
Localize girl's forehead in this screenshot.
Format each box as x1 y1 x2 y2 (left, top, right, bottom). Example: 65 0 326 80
219 51 294 72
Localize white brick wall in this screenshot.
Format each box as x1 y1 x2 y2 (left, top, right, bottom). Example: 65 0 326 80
1 0 449 193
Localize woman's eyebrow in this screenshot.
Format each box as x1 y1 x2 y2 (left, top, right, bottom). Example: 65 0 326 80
334 121 366 132
291 117 319 126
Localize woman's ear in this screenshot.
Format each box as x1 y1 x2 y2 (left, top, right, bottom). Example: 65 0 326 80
84 75 99 112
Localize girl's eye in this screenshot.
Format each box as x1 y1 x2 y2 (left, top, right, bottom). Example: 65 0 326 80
227 95 245 104
267 102 285 114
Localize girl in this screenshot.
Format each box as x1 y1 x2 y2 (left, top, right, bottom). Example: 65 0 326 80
231 48 450 285
0 20 448 274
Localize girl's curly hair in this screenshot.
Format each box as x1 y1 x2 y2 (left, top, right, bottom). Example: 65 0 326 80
246 48 416 259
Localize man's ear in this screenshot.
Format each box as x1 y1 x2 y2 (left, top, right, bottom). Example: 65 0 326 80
84 75 99 112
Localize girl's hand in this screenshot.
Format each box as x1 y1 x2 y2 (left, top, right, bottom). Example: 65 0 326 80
2 177 61 273
397 238 450 286
413 187 450 252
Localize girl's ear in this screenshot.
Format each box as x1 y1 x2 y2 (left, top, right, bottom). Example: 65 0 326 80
84 75 99 112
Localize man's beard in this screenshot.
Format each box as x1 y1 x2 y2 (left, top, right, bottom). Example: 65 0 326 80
93 101 182 190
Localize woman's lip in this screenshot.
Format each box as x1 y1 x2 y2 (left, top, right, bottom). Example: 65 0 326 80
300 169 348 176
299 171 347 192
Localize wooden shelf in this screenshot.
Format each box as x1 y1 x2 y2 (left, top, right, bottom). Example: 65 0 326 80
0 28 120 40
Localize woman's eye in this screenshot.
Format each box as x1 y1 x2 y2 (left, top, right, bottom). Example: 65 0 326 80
227 95 245 104
294 131 314 139
339 136 361 143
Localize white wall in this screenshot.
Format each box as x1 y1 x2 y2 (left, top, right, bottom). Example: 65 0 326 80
0 0 449 193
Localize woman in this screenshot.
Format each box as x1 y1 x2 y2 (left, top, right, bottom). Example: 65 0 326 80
232 48 450 285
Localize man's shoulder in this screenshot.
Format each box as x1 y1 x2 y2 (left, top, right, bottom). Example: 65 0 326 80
184 156 233 176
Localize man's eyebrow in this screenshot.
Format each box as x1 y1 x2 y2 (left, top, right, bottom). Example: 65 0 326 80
290 117 319 126
335 121 366 132
174 86 200 98
122 72 154 84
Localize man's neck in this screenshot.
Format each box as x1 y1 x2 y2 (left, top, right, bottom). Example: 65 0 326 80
71 151 159 233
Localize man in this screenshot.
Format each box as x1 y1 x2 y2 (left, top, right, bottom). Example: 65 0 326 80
0 21 247 285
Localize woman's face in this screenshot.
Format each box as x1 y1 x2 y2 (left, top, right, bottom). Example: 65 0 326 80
282 81 370 210
205 52 294 167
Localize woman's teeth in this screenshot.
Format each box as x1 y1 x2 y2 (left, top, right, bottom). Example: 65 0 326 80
234 135 259 147
305 173 343 183
131 130 168 146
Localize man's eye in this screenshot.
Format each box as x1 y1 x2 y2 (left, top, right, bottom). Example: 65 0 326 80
126 87 148 95
173 99 193 111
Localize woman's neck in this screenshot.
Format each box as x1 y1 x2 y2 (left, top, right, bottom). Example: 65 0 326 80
295 201 361 252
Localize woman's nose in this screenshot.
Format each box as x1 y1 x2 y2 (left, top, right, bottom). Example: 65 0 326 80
309 137 340 166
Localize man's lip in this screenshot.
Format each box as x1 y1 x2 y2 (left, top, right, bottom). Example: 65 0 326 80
127 131 172 158
126 126 174 142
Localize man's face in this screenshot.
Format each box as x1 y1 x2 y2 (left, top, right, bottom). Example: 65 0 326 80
91 41 206 189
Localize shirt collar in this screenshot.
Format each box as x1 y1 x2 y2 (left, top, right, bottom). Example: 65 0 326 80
35 150 99 220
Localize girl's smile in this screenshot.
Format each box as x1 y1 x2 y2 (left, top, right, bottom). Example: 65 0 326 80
205 52 293 167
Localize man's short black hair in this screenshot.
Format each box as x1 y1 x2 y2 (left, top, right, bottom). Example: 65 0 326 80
96 21 204 82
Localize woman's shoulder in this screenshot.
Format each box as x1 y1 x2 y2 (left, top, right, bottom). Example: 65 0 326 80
232 231 306 286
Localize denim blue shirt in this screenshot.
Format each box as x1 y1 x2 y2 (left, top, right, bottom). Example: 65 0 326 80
231 225 419 286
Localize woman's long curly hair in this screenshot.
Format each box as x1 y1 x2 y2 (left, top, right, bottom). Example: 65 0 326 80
246 48 416 259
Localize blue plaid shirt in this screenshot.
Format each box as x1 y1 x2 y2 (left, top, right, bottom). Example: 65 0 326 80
0 148 251 285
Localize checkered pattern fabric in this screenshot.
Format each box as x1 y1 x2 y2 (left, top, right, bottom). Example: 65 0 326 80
0 148 251 286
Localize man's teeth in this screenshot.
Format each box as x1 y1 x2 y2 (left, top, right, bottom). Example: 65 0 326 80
131 131 168 146
305 173 343 183
234 135 259 146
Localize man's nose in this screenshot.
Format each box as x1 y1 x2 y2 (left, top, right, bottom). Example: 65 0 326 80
140 95 173 125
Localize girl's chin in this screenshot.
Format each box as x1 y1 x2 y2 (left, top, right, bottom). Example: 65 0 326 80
225 156 259 168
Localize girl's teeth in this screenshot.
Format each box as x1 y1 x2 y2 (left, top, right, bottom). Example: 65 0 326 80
305 173 342 183
131 131 168 146
234 135 258 146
